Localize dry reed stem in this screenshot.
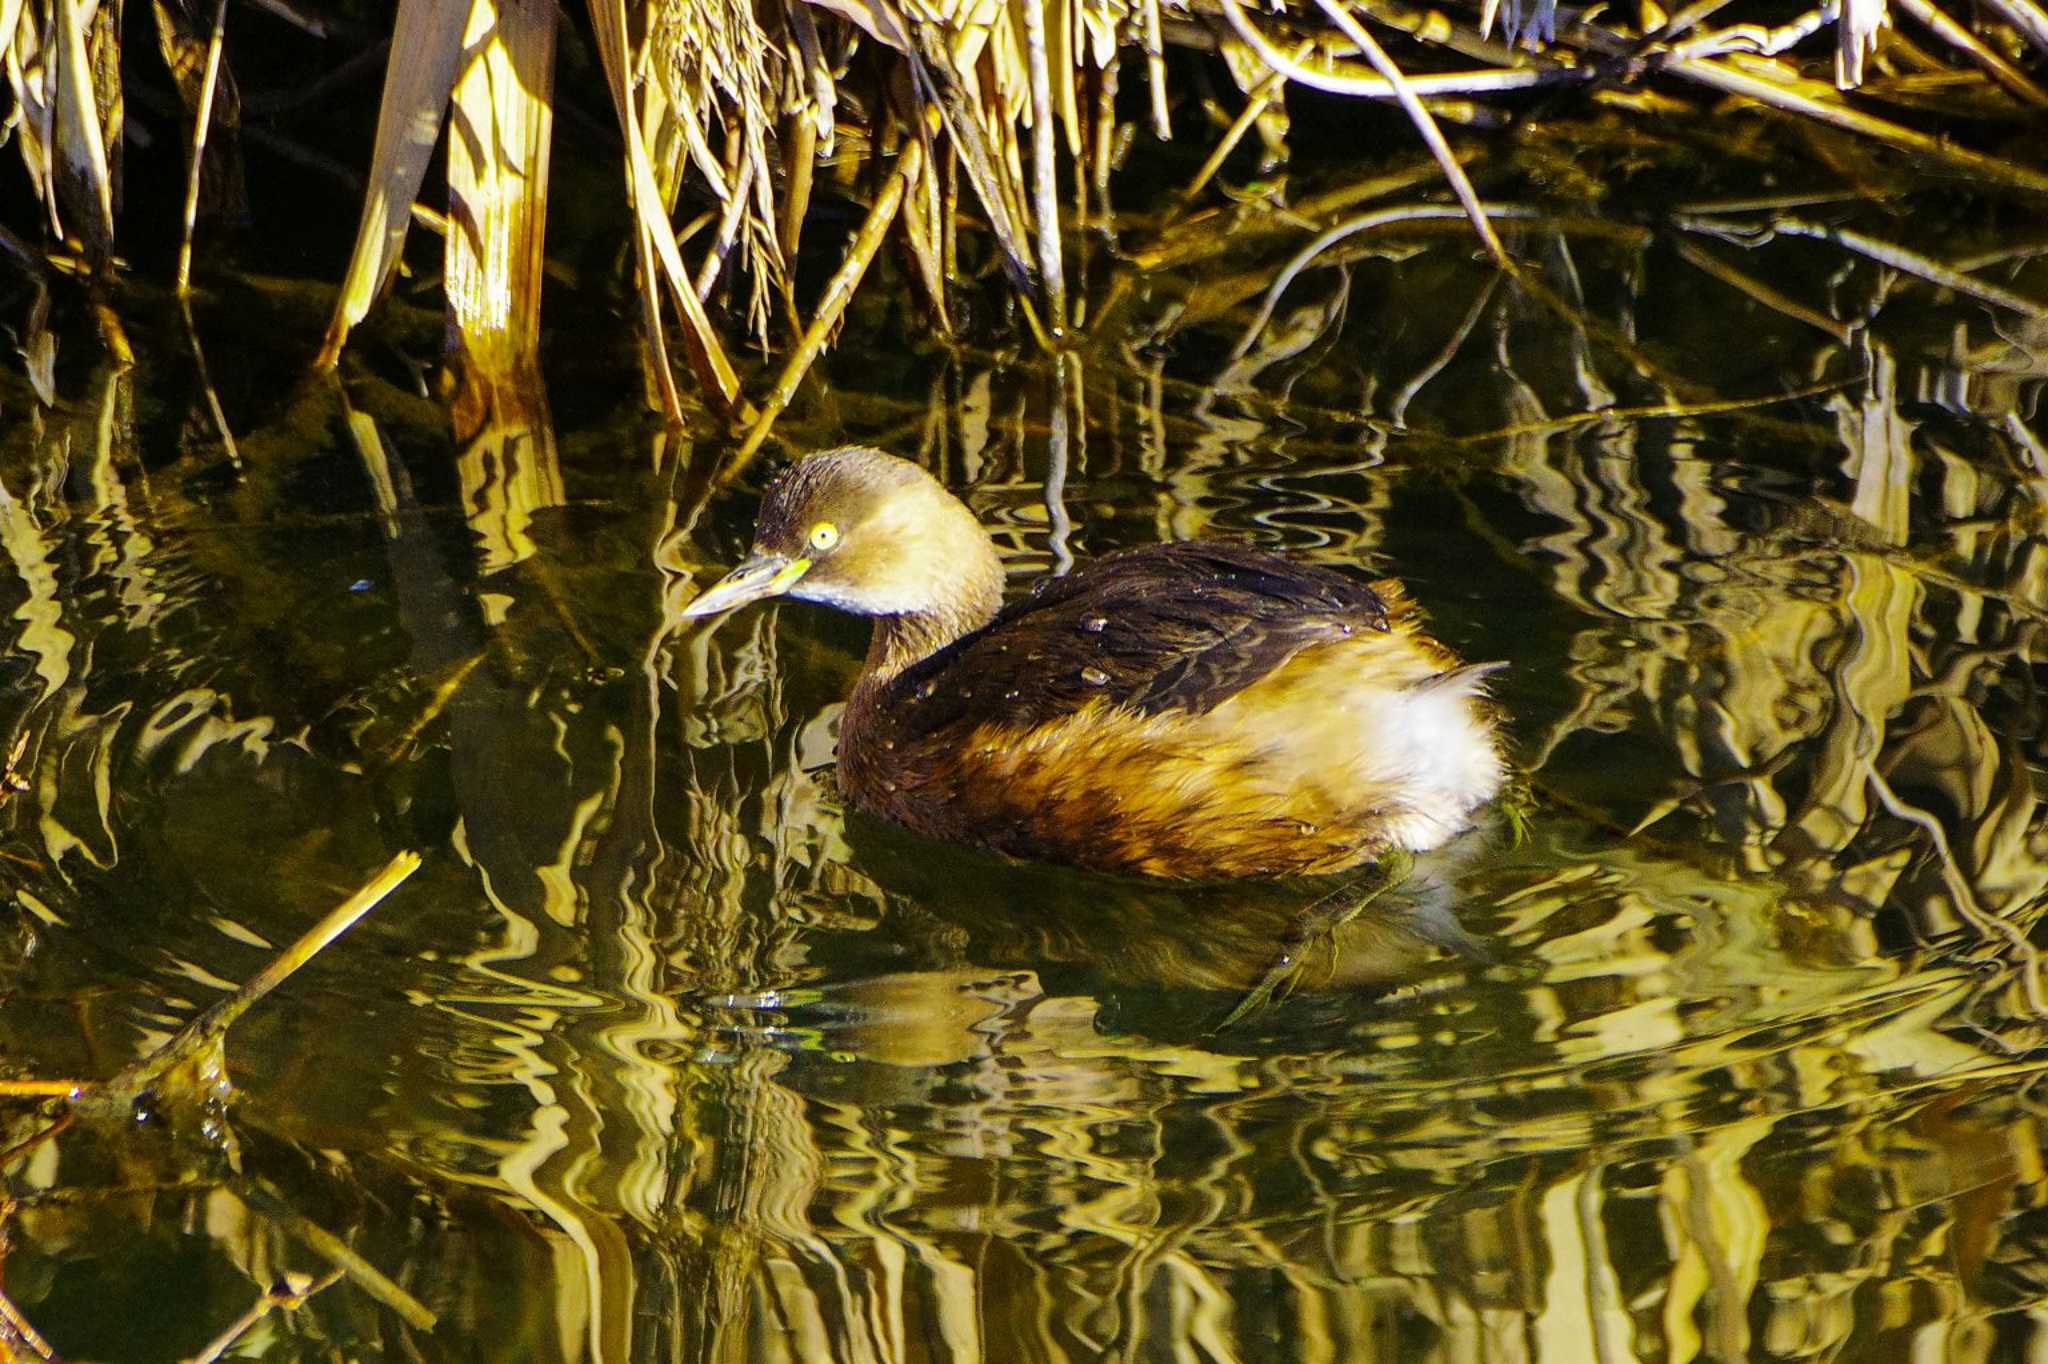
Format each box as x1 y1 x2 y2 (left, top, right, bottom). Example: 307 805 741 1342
1020 0 1069 329
1308 0 1509 267
179 293 242 466
246 1184 439 1329
726 135 926 476
1658 56 2048 193
1181 44 1307 202
0 1287 56 1362
1226 202 1538 366
1678 215 2048 317
1669 237 1855 342
174 0 229 293
1892 0 2048 104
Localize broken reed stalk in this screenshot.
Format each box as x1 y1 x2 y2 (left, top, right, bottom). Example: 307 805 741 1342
186 1270 345 1364
118 851 424 1091
725 135 925 477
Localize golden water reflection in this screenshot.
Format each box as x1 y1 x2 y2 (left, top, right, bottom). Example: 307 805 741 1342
2 205 2048 1361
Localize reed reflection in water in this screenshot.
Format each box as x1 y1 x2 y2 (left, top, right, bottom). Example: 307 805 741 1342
1 197 2047 1361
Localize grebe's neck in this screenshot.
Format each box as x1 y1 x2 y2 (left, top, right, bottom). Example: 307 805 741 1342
858 592 999 692
783 462 1003 730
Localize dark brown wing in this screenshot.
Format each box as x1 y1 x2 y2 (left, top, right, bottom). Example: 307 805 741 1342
880 541 1390 741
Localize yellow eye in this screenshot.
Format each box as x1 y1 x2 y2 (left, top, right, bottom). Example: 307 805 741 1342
808 521 840 552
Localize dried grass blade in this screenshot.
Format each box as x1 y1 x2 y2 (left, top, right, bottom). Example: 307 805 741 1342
898 150 951 328
6 13 61 239
779 111 818 269
587 0 741 412
906 42 1037 289
726 137 925 477
0 0 26 81
785 0 837 139
693 145 754 300
314 0 467 369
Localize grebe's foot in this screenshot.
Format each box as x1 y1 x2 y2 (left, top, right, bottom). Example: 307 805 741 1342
1214 847 1415 1031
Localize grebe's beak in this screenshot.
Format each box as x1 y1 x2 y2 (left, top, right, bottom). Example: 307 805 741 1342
680 552 812 618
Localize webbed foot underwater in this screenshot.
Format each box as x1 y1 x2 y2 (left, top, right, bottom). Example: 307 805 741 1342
684 446 1508 879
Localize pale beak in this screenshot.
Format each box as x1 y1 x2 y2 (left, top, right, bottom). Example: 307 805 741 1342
680 552 812 618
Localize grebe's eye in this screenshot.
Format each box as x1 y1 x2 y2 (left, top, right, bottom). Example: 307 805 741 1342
808 521 840 552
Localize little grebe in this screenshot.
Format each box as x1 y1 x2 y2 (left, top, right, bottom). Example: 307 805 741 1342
683 447 1508 880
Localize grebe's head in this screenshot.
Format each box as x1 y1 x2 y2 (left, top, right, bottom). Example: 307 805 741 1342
682 447 1002 623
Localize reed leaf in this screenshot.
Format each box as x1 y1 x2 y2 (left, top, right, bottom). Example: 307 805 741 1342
314 0 467 370
445 0 557 435
51 0 115 257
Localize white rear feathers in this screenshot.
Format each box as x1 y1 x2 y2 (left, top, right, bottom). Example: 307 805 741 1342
1367 664 1508 851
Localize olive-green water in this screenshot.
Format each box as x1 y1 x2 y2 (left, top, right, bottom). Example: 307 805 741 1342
5 126 2048 1362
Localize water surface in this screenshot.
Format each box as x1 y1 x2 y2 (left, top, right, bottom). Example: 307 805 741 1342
3 124 2048 1361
